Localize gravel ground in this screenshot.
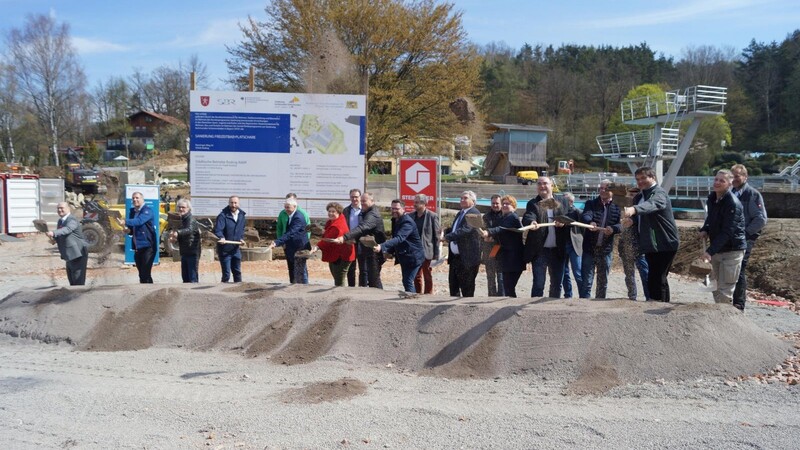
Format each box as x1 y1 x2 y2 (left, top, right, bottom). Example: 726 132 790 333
1 234 799 449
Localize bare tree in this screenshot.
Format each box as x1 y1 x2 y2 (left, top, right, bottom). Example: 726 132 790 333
6 14 87 166
0 63 18 162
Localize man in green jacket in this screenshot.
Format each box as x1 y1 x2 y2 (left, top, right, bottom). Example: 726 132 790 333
276 193 310 239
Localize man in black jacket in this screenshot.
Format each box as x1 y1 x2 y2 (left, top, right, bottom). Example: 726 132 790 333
170 199 201 283
522 177 568 298
580 180 622 299
443 190 482 297
730 164 768 310
700 169 747 306
335 192 386 288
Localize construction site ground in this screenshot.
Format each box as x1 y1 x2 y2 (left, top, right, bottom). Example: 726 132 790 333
1 215 799 449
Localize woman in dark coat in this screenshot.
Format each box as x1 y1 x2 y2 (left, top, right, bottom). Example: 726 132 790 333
481 195 527 297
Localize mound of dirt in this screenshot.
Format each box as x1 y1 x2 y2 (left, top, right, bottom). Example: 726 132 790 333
0 284 791 394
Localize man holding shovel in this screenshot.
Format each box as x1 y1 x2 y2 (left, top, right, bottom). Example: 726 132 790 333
699 169 747 306
46 202 89 286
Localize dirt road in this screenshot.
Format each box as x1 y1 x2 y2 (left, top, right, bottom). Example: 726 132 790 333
0 234 798 449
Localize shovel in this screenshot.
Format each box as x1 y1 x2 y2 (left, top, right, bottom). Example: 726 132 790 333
33 220 56 244
689 237 712 286
464 213 484 229
555 215 595 229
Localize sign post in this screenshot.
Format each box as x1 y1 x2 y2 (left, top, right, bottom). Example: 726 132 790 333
397 158 440 213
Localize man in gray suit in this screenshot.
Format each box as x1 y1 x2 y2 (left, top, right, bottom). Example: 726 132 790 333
46 202 89 286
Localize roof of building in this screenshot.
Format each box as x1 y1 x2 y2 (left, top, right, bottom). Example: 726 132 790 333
488 123 552 133
129 110 186 128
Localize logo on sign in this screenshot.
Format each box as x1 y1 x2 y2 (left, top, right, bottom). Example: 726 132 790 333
405 162 430 192
200 96 210 106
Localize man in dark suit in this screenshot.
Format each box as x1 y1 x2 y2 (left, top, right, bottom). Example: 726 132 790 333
46 202 89 286
375 200 425 293
335 191 386 289
270 197 311 284
443 190 482 297
342 188 367 287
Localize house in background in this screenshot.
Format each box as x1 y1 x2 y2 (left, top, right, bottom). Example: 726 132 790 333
105 111 186 157
483 123 551 183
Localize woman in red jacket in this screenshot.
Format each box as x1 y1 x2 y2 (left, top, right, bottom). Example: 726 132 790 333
317 202 356 286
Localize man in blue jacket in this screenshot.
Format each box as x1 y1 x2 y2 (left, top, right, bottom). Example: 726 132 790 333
125 191 157 283
375 200 425 293
580 180 622 299
214 195 246 283
270 197 310 284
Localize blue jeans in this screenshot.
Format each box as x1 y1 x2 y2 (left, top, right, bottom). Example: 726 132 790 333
400 262 422 293
532 248 564 298
580 247 613 298
219 250 242 282
291 256 308 284
181 254 199 283
562 241 582 298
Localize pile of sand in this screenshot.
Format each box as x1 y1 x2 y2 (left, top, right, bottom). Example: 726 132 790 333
0 283 791 394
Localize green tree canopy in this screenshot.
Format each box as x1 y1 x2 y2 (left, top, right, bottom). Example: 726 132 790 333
225 0 482 160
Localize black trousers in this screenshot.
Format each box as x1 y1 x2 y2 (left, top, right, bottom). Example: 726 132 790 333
347 245 369 287
66 251 88 286
448 254 479 297
732 239 755 310
364 251 383 289
645 250 677 302
134 246 155 283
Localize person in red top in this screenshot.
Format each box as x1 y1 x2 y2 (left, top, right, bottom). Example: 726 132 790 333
317 202 356 286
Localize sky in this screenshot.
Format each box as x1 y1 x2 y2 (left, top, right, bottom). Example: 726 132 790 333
1 0 798 90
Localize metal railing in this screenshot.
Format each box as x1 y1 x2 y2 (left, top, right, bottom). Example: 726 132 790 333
595 129 653 156
621 85 727 123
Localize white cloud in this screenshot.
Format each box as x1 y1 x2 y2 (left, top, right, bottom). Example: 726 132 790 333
581 0 766 29
165 18 243 49
72 36 129 54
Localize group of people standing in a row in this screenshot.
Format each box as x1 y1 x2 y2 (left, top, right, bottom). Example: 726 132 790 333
47 164 766 310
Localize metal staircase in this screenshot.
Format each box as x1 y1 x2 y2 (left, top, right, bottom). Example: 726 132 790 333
593 85 727 190
777 159 800 178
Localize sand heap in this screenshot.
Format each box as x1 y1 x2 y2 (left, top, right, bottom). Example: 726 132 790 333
0 283 790 394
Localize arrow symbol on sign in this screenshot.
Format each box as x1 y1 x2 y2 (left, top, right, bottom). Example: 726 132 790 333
406 162 430 192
